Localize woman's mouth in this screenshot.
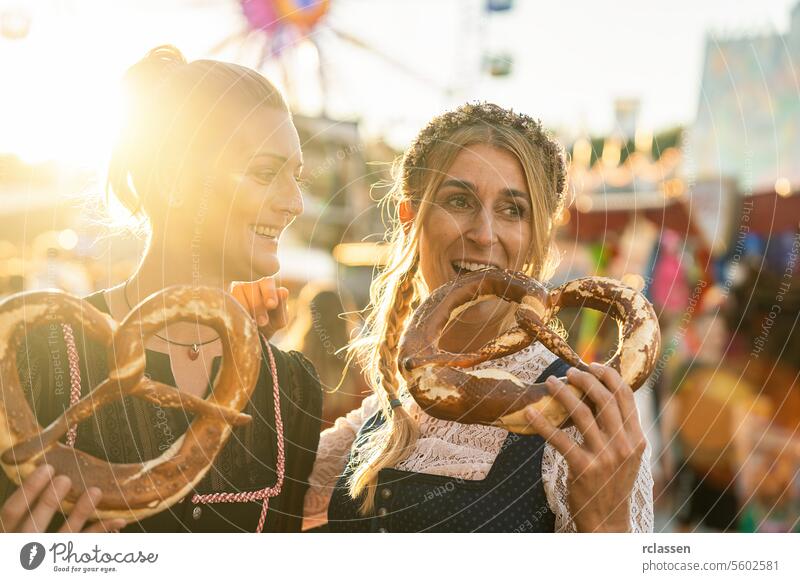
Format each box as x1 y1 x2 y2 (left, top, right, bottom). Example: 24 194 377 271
451 260 500 275
249 224 281 240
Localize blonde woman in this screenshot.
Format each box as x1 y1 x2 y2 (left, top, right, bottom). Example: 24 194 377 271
303 103 654 532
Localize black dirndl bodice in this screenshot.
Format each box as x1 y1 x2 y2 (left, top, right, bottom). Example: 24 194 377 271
327 358 571 532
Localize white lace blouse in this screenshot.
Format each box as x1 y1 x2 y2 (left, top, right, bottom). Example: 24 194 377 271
303 341 654 532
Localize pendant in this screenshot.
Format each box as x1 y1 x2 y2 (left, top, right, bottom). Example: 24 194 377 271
188 344 200 361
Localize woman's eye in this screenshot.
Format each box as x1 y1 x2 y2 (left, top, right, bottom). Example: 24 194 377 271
252 170 277 185
447 194 471 209
502 204 524 218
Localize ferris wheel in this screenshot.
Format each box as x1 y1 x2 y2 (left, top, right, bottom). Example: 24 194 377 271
206 0 517 115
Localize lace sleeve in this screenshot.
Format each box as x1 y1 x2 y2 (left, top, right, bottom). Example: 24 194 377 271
302 393 380 530
542 428 655 533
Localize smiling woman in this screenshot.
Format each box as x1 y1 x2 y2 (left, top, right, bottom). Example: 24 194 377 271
302 102 654 533
0 46 322 533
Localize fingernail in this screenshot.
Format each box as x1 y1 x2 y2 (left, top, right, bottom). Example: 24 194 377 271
39 464 55 477
111 520 126 531
88 487 102 502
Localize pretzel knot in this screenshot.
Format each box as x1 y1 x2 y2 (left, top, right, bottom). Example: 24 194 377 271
398 269 661 434
0 286 261 521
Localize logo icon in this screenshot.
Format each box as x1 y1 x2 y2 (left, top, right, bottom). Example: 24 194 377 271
20 542 46 570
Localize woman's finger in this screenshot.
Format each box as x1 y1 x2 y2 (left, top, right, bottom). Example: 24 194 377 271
524 405 587 468
0 464 55 532
230 283 254 318
568 366 624 437
59 487 102 533
589 363 642 434
588 364 647 464
17 474 71 533
259 287 290 340
545 374 604 452
272 287 290 328
255 277 279 328
257 277 279 310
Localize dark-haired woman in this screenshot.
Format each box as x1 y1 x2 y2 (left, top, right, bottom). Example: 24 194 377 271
0 46 321 533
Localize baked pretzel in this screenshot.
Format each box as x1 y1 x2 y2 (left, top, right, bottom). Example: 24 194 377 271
0 286 261 521
399 269 660 434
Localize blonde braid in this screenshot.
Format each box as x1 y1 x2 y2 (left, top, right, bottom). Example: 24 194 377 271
349 260 420 514
377 267 416 400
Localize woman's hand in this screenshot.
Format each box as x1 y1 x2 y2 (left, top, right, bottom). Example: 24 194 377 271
229 277 289 340
525 364 647 532
1 464 128 533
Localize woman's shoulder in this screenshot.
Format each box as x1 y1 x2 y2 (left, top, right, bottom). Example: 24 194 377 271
266 343 323 411
274 345 321 389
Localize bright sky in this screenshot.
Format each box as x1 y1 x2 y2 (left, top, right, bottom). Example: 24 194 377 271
0 0 797 166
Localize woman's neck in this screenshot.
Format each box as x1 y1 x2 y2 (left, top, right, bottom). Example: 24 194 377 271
107 241 227 345
128 246 226 303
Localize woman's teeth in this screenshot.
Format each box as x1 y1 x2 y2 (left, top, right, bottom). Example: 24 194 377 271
452 260 497 273
250 224 279 238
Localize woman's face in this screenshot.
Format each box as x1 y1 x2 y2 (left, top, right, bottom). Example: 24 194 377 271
190 106 304 281
417 143 533 294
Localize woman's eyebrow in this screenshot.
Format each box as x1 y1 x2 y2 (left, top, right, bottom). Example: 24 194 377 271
439 178 476 191
501 188 530 201
251 152 303 171
251 152 287 163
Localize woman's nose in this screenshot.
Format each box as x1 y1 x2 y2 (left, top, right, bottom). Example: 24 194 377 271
465 210 497 247
273 180 304 219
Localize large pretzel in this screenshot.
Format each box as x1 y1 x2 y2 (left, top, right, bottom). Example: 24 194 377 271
399 269 661 434
0 286 261 521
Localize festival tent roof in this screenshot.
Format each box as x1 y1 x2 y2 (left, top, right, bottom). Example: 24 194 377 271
686 3 800 194
562 196 702 243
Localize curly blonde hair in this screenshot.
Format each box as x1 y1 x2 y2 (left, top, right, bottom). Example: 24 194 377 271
347 102 567 513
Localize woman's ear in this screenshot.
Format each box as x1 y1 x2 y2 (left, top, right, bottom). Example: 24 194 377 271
398 199 416 232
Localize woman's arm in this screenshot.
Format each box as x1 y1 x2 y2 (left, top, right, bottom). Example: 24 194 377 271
302 394 380 530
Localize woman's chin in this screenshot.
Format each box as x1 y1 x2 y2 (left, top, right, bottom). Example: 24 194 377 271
250 255 280 279
241 228 281 278
228 252 279 281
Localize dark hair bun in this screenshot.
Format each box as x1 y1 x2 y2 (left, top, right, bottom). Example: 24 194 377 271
121 44 186 99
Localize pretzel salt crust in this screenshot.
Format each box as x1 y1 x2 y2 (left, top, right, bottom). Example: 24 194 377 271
399 269 660 434
0 286 261 521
